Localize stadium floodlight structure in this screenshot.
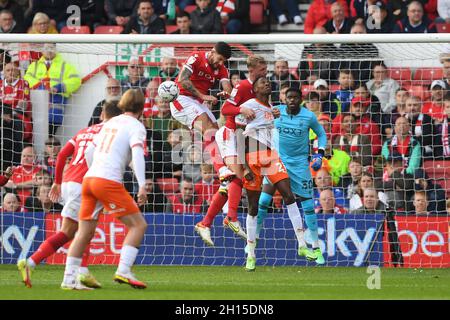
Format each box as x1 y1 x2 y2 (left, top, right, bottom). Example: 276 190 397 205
0 33 449 269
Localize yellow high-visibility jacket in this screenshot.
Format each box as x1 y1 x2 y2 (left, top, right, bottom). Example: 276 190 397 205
24 53 81 99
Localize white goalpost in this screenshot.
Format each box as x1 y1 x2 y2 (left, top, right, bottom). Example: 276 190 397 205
0 34 449 269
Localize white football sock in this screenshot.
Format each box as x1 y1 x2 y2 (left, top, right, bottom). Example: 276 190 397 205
79 267 89 275
117 245 139 275
313 240 320 249
286 203 307 248
27 258 36 268
62 257 82 285
246 215 257 258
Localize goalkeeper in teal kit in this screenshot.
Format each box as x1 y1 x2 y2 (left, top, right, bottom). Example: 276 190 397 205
256 88 327 264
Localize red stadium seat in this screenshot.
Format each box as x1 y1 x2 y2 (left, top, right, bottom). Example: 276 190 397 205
388 67 412 86
184 5 196 13
436 22 450 33
329 84 339 93
250 0 264 25
301 85 313 97
423 160 450 179
61 26 91 34
94 25 124 34
156 178 179 194
413 68 444 86
406 85 430 101
166 25 178 34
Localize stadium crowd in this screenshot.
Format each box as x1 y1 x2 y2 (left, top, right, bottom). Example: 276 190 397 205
0 0 450 218
0 0 447 34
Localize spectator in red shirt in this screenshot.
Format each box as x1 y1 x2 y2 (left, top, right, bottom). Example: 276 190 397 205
332 96 382 155
4 145 43 206
194 164 220 205
142 79 160 120
1 192 21 212
0 61 32 142
304 0 349 34
165 178 207 214
422 80 447 123
315 188 347 214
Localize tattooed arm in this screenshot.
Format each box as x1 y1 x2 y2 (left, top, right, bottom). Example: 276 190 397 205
178 67 218 105
179 67 202 99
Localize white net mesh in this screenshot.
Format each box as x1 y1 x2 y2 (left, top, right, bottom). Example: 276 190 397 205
1 36 449 268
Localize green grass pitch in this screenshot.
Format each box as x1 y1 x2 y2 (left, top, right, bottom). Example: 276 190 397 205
1 265 449 300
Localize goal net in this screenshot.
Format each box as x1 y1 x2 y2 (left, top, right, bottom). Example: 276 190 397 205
0 34 449 269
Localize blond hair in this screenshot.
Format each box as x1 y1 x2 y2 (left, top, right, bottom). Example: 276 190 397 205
118 89 145 114
247 55 267 68
32 12 50 25
201 163 214 173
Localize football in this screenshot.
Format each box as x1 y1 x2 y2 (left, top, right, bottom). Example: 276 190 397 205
158 80 179 102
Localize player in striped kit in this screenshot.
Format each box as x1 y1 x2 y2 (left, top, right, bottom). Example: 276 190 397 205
194 55 268 246
17 101 123 289
239 77 318 271
255 88 328 265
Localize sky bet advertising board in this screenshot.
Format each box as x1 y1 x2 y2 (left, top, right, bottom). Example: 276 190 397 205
3 212 447 267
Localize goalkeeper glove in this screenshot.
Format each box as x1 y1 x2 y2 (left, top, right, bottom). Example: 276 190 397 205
311 153 323 171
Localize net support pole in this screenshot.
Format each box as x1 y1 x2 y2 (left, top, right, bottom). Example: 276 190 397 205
30 89 49 157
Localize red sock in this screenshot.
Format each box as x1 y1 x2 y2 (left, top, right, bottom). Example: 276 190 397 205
81 243 90 267
227 177 243 222
30 231 70 265
202 191 228 227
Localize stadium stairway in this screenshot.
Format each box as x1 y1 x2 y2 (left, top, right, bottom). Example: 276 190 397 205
252 2 310 33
